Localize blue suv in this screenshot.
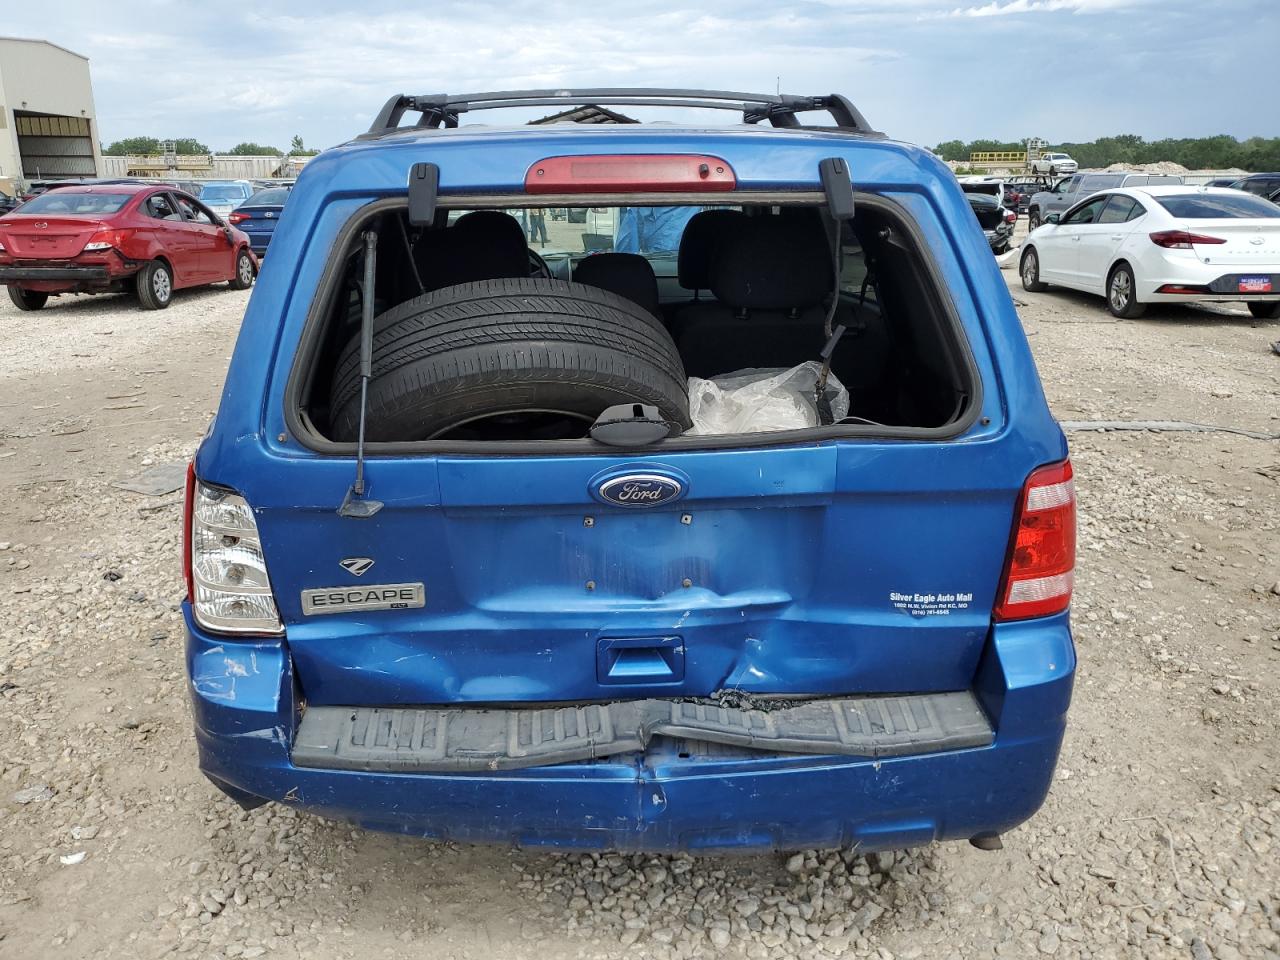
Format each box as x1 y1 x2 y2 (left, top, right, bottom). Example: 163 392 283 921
183 89 1075 853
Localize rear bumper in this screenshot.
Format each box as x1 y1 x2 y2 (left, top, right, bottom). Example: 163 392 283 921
0 265 109 281
1138 261 1280 302
0 254 140 292
185 607 1075 852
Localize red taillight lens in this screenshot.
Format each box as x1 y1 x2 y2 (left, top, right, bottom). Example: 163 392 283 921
994 460 1075 621
525 155 736 194
227 211 250 225
83 229 129 252
1004 211 1017 223
1155 283 1210 295
183 461 195 602
1149 230 1226 249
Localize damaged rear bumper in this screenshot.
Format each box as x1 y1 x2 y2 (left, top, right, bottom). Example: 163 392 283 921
185 606 1074 852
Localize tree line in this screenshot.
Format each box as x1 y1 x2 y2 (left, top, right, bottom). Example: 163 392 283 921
101 135 320 157
934 135 1280 172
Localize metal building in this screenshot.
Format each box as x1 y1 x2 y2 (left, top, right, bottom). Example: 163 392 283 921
0 36 102 188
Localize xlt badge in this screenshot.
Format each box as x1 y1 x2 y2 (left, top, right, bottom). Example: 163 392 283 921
301 582 425 616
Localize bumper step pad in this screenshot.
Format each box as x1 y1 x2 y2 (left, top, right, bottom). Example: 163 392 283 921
293 692 993 773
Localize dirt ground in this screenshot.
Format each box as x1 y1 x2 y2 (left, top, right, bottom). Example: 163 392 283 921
0 246 1278 960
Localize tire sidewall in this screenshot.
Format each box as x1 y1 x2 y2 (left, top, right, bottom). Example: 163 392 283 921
1021 248 1045 292
138 260 173 310
329 278 689 442
1106 263 1142 318
7 285 48 311
231 250 255 290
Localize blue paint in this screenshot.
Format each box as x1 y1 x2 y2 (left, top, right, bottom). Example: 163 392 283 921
186 119 1073 851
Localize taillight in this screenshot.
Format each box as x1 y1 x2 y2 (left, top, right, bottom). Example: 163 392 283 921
184 470 282 635
83 229 128 252
227 211 250 225
525 155 736 194
994 460 1075 621
1149 230 1226 249
1004 211 1017 223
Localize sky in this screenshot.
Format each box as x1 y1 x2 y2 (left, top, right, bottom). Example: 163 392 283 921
27 0 1280 152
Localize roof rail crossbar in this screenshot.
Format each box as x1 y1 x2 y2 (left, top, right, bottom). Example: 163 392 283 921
365 88 879 136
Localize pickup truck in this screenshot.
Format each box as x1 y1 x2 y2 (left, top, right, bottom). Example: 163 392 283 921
1029 153 1078 176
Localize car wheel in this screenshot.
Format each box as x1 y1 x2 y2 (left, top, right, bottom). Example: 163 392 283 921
1021 248 1048 292
1028 210 1041 231
7 286 49 311
229 249 255 290
1246 301 1280 319
136 260 174 310
1049 166 1058 176
1106 263 1146 318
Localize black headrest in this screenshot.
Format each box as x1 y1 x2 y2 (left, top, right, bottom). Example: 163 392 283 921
709 213 833 310
574 253 660 317
677 209 748 290
436 210 529 287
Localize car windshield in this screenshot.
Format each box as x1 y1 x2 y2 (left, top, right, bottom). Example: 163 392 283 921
16 191 132 215
1154 193 1280 219
246 188 290 206
201 185 246 201
961 183 1001 196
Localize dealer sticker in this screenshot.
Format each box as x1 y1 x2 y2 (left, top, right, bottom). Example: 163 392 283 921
1238 276 1272 293
890 591 973 617
301 582 425 616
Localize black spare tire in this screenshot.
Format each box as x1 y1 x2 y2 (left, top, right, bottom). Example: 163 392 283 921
329 278 691 442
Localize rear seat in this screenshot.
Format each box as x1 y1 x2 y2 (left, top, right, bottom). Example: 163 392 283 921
414 211 530 291
573 252 661 318
676 209 749 299
671 213 836 378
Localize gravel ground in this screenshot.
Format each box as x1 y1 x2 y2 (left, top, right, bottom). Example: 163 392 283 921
0 260 1278 960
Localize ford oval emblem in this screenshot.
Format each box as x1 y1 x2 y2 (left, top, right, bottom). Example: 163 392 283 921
596 473 684 508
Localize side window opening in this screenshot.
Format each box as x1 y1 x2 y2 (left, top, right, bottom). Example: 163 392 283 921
295 199 973 447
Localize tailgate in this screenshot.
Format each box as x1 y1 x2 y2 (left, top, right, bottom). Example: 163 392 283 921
254 443 1022 706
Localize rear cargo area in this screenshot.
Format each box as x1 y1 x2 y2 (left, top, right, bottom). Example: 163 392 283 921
293 197 976 445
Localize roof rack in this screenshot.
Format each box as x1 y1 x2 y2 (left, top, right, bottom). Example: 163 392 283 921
364 88 880 137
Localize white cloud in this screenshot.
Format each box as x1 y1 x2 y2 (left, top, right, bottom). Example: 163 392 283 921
946 0 1149 15
33 0 1272 150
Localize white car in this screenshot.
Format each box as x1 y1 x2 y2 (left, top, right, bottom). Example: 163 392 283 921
1030 152 1078 176
1019 186 1280 319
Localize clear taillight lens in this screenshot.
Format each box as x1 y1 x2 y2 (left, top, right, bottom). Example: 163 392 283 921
184 470 282 635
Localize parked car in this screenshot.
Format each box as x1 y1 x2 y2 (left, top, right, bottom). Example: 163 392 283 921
1027 172 1184 230
1019 186 1280 319
1001 177 1048 215
961 181 1016 252
0 184 257 311
184 87 1075 854
0 192 18 215
1205 177 1242 188
196 180 255 216
228 187 292 256
1029 152 1078 176
1228 173 1280 203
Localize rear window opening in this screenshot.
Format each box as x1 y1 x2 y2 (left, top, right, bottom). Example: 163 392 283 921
290 194 978 451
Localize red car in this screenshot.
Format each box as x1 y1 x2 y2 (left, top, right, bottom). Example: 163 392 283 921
0 184 257 311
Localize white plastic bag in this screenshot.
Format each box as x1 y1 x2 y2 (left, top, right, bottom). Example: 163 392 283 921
686 362 850 435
